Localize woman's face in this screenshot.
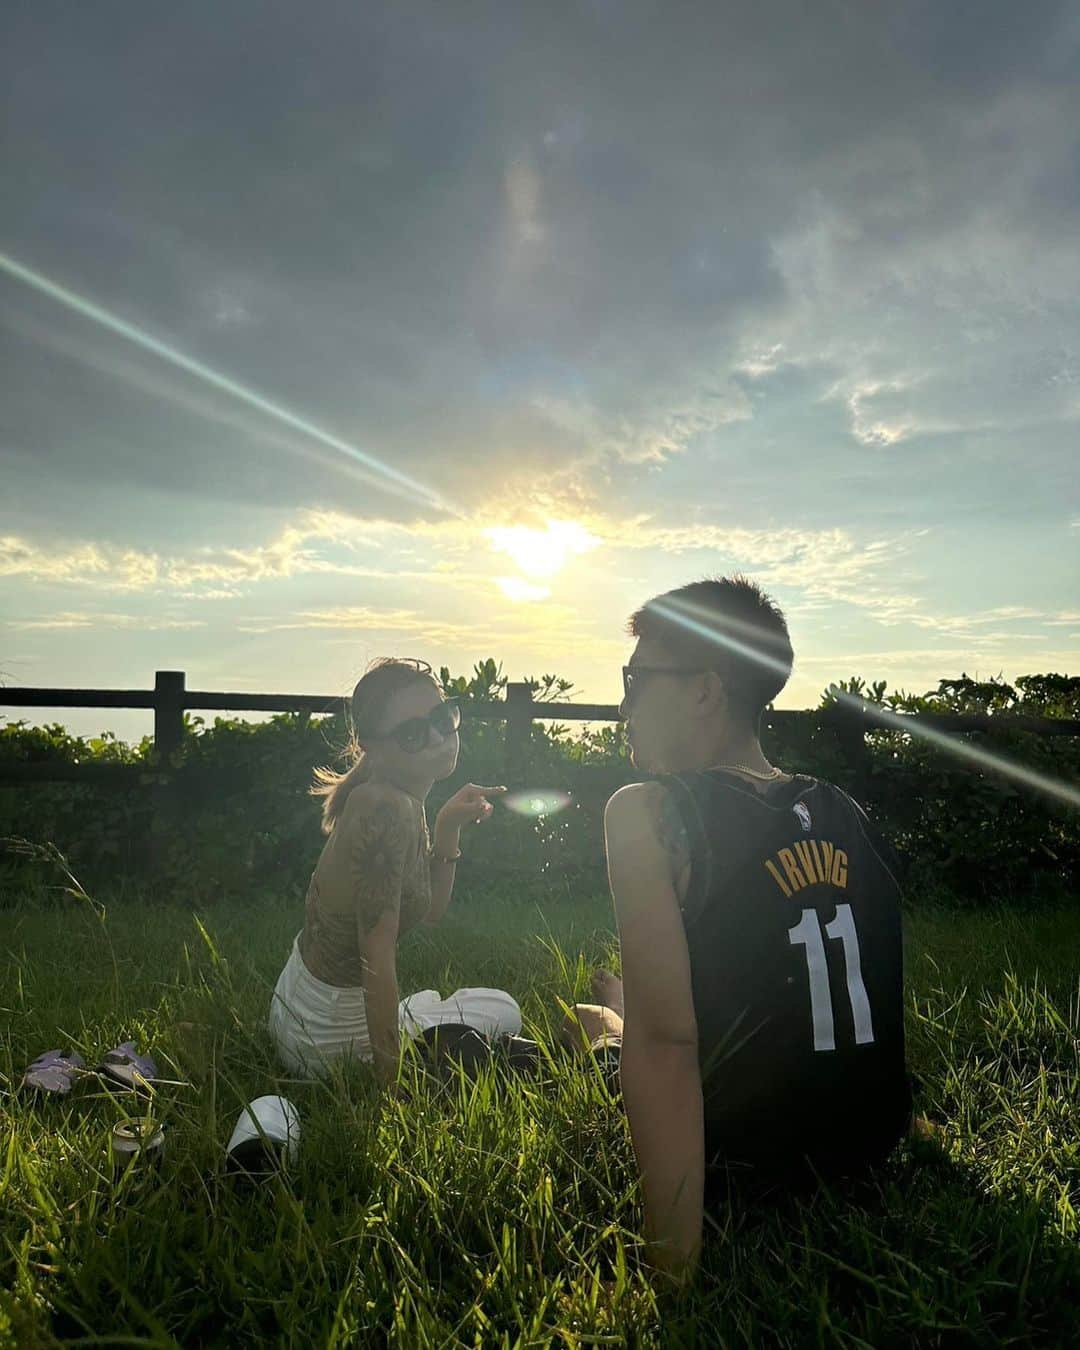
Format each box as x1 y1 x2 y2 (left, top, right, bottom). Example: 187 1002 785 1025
364 679 460 782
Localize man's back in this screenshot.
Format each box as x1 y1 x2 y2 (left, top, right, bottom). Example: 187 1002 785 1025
656 768 912 1177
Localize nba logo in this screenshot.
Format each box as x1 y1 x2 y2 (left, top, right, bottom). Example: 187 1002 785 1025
793 802 812 832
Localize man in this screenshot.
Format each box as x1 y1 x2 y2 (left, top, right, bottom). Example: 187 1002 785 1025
564 575 912 1280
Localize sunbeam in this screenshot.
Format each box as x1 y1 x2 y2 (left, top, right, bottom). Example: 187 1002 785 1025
650 595 1080 812
649 596 795 679
0 250 460 517
825 682 1080 811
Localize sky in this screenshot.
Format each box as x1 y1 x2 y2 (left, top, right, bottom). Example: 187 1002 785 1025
2 1 1078 742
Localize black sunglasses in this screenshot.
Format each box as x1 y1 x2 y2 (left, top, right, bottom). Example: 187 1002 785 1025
379 699 462 754
621 665 712 703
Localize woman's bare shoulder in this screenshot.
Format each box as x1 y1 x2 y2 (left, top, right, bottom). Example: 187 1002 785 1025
334 785 419 929
338 782 418 842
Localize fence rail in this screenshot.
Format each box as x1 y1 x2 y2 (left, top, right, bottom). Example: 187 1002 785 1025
2 670 1078 792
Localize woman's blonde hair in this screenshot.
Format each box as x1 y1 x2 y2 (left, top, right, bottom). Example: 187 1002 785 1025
311 657 438 833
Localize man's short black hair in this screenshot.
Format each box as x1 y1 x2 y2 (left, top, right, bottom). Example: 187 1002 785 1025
627 574 794 731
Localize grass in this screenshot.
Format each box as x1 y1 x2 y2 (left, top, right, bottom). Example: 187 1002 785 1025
1 873 1078 1348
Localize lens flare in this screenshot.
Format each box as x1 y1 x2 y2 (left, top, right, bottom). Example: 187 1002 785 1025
0 249 459 517
824 684 1080 811
502 789 573 818
650 595 792 681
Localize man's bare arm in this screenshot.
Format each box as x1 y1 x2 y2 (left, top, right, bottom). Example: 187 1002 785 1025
606 781 704 1282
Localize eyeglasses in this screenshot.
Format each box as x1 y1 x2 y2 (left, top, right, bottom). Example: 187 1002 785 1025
379 699 462 753
621 665 712 703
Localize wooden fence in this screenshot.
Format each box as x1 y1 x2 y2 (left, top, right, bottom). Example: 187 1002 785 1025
2 670 1078 800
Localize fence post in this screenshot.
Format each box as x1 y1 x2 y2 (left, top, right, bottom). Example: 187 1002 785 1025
154 670 186 767
144 671 185 873
504 682 533 782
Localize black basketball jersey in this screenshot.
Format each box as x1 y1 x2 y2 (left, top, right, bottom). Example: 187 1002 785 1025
656 768 912 1175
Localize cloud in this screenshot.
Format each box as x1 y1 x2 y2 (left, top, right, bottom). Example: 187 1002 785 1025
232 597 615 666
0 512 478 595
570 510 1080 653
496 577 551 603
587 515 936 628
236 606 478 645
505 156 544 247
10 611 205 631
763 173 1080 454
0 535 114 585
0 530 308 592
6 0 1074 538
795 644 1080 678
6 507 1074 675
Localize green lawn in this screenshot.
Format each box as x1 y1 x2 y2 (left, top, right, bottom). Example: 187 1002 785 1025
1 878 1078 1347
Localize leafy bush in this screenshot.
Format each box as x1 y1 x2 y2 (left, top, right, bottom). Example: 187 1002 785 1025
840 673 1079 902
1 663 1076 905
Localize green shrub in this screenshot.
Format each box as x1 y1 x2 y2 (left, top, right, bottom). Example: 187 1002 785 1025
1 664 1076 905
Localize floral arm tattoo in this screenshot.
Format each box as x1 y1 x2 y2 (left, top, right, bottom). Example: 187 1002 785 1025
346 794 415 934
644 783 691 884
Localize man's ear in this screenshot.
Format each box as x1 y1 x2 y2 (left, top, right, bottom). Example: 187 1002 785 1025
697 670 726 718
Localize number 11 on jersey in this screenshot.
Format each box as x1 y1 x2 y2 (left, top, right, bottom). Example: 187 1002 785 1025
788 903 876 1052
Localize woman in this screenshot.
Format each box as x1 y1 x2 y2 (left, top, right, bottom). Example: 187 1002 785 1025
269 658 521 1083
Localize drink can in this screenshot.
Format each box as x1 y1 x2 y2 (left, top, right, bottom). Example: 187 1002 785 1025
110 1118 165 1178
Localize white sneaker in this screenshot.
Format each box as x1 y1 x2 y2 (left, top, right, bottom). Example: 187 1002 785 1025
226 1095 300 1175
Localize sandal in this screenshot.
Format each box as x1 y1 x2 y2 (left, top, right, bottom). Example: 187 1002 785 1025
97 1041 159 1092
20 1047 87 1095
417 1024 493 1080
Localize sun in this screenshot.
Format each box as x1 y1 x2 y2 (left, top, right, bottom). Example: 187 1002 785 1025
496 577 552 602
485 520 598 584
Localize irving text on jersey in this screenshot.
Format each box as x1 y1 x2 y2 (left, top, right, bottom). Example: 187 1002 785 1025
764 840 849 897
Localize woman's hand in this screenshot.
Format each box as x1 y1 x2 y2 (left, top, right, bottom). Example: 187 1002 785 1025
435 784 507 834
427 785 505 924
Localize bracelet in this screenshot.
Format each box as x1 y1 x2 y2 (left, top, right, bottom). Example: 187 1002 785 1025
429 847 462 864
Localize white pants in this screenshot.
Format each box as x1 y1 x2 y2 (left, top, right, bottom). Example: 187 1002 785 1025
268 934 522 1078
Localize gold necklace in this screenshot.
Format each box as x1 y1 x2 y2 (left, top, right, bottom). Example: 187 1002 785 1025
708 762 784 780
